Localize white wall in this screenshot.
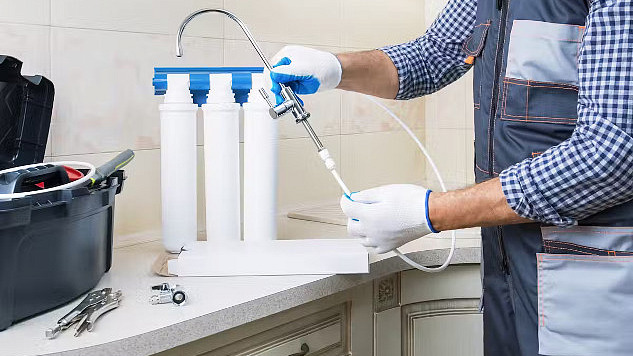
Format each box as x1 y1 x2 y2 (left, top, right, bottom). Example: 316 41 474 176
0 0 473 243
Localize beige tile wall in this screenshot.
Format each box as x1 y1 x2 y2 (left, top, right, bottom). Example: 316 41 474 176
0 0 473 242
423 0 476 191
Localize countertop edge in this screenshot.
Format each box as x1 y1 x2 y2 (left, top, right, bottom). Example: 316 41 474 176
52 246 481 356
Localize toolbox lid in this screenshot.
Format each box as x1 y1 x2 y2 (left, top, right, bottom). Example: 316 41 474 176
0 55 54 170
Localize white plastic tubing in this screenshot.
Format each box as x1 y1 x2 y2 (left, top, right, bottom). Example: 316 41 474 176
0 161 96 201
159 73 278 252
360 94 456 273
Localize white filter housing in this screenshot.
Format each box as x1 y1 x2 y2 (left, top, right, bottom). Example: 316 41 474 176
202 74 241 242
160 74 199 253
243 74 279 241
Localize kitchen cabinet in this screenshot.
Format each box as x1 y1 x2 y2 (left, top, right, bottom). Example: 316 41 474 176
159 264 482 356
375 265 483 356
157 282 372 356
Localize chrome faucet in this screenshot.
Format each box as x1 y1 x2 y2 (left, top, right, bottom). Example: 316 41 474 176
176 9 324 150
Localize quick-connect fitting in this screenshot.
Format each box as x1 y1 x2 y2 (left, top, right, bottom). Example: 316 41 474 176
319 149 336 171
318 148 351 196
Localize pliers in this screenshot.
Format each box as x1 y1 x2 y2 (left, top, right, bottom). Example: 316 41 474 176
46 288 122 339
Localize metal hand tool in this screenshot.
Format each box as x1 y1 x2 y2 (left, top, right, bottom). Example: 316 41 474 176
73 290 122 337
89 149 135 187
46 288 111 339
45 288 122 339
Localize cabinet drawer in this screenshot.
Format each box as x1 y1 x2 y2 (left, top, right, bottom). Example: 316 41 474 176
250 318 342 356
204 303 350 356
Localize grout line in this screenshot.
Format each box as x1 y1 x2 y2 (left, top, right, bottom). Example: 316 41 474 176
48 33 53 156
339 87 344 178
337 127 424 137
221 0 226 66
225 38 348 51
0 21 49 29
50 130 379 158
49 132 345 157
222 35 348 50
339 0 343 48
34 24 226 40
48 0 53 156
20 23 350 53
339 119 345 178
220 36 225 67
51 147 160 158
222 0 226 38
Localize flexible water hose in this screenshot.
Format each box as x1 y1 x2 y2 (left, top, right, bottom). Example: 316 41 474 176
0 161 97 200
359 94 457 273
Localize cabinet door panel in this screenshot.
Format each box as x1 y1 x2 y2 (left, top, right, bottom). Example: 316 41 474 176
375 307 401 356
403 299 482 356
411 313 483 356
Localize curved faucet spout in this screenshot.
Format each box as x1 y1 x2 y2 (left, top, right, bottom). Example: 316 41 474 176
175 8 317 143
176 8 274 71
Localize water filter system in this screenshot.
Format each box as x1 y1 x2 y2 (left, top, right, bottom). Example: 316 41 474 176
154 67 271 252
156 9 457 274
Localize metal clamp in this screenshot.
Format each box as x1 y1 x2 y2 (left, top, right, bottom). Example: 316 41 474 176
150 283 187 306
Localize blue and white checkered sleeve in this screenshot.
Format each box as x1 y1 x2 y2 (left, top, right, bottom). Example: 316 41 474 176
500 0 633 226
379 0 477 100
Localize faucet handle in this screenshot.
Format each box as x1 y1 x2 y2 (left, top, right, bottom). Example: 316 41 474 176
259 88 294 119
258 88 275 108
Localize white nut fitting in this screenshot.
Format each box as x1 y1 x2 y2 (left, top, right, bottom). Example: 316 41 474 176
164 74 193 104
318 149 336 171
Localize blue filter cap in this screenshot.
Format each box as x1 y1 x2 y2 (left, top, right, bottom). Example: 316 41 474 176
153 67 264 106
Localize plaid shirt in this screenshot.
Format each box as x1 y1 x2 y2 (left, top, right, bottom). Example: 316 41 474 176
381 0 633 227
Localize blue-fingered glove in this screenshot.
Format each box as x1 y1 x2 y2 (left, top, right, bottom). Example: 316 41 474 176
269 46 343 105
340 184 439 254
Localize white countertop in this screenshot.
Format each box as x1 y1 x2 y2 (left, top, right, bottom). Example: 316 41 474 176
1 225 481 356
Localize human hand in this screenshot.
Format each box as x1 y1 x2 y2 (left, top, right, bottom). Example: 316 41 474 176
340 184 438 254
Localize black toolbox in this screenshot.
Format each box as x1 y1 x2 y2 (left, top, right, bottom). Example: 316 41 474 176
0 55 127 331
0 170 125 331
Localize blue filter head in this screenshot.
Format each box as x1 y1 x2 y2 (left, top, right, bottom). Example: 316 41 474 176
153 67 264 106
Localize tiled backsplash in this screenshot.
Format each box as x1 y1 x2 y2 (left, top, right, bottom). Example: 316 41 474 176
0 0 473 242
425 72 476 191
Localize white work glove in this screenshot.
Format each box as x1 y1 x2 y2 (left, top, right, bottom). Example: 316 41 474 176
269 45 342 104
340 184 439 254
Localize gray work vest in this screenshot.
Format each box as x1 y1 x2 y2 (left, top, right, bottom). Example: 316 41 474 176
467 1 633 355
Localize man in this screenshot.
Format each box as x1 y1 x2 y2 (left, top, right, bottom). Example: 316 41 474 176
269 0 633 355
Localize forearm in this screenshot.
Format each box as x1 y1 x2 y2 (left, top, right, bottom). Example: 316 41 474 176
429 178 531 231
336 50 400 99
